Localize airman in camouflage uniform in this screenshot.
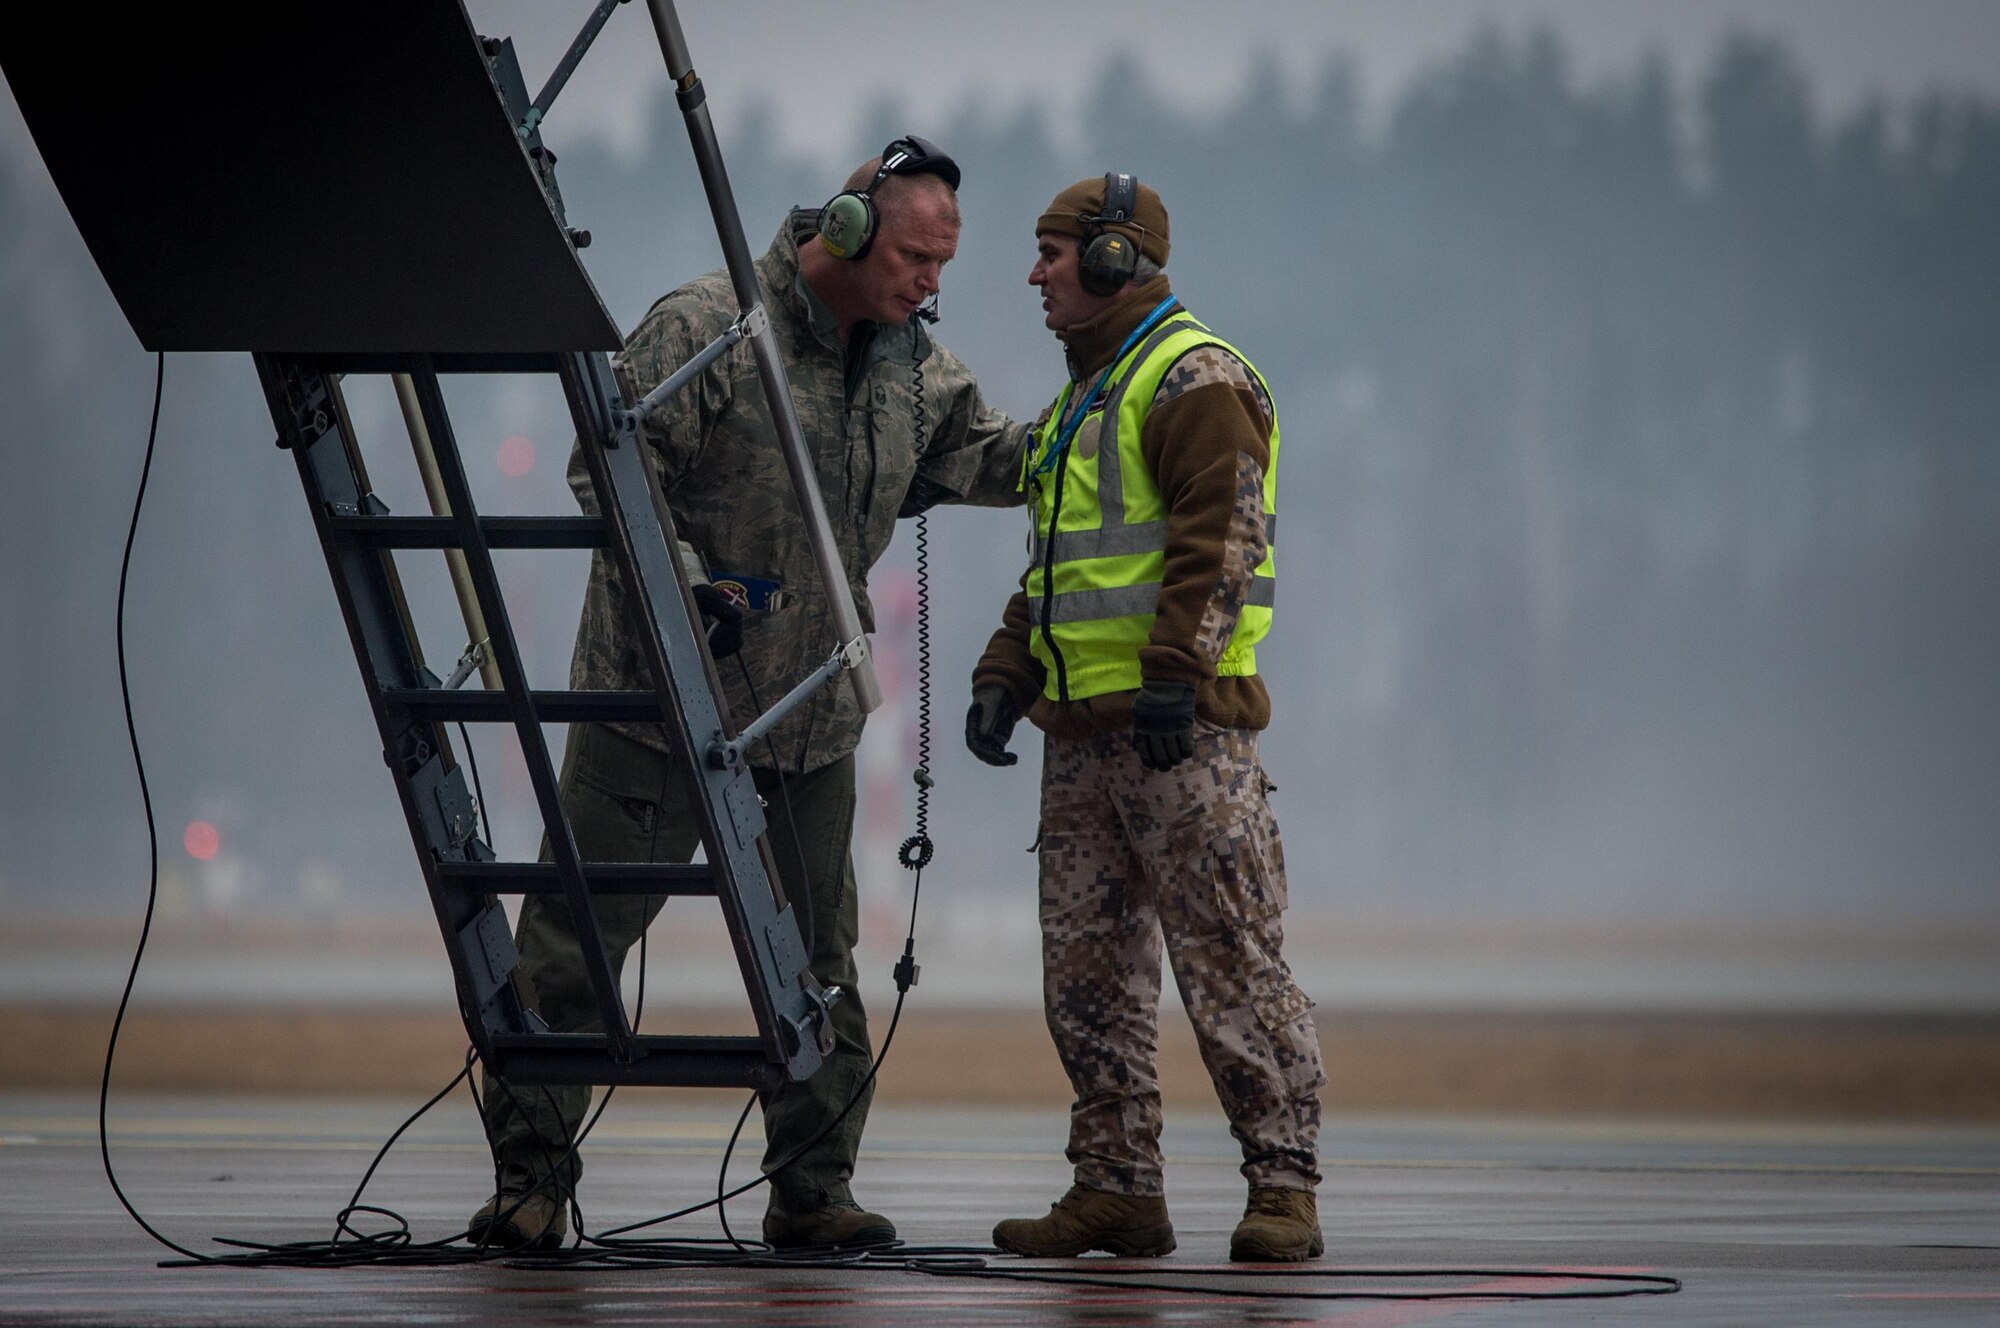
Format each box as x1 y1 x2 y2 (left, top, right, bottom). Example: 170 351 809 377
970 177 1325 1263
474 142 1030 1252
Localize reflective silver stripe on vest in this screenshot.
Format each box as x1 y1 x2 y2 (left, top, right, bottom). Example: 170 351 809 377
1031 512 1278 564
1093 316 1206 528
1044 574 1276 624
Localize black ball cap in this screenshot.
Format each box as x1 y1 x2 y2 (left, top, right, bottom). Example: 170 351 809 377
882 135 961 191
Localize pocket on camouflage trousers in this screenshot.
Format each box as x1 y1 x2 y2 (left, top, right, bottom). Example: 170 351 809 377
1167 797 1287 932
1256 980 1325 1097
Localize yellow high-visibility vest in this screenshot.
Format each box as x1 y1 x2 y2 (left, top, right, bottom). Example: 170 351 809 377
1023 310 1278 701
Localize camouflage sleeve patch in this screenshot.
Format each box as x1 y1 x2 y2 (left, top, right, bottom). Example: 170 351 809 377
1192 451 1270 667
1154 346 1273 431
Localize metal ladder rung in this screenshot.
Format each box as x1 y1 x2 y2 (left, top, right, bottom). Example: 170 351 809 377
437 861 718 896
487 1034 779 1090
380 687 662 722
328 514 609 549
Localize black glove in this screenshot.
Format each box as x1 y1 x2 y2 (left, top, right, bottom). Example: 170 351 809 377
1131 679 1197 771
691 582 745 659
965 685 1019 767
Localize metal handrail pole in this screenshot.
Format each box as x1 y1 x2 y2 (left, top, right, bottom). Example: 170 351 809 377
639 0 883 714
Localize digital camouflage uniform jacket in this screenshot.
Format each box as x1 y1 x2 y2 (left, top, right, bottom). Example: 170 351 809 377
569 212 1031 772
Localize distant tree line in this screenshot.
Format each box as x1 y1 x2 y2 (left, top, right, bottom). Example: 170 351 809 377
4 27 1994 921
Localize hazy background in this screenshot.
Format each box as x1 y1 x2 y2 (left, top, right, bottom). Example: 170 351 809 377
3 1 1997 1011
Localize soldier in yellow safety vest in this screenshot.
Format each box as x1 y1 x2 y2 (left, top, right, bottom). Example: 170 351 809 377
968 175 1326 1263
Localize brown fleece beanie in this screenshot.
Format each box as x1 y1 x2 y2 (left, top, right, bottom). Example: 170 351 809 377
1036 175 1170 267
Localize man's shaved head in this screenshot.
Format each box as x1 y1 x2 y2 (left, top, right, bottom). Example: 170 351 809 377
842 156 962 230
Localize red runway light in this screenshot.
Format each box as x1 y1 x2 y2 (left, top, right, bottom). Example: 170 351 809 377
183 820 220 861
497 435 536 477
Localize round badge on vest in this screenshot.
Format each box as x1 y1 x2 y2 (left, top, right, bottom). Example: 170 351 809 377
1076 416 1102 460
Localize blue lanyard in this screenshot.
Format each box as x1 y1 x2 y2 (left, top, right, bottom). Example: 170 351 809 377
1030 296 1181 480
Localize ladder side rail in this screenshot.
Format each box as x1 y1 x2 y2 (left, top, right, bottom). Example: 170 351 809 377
559 349 828 1080
254 353 525 1059
400 360 641 1066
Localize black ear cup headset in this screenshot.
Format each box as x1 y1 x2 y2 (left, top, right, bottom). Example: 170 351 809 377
818 135 963 261
1078 171 1143 296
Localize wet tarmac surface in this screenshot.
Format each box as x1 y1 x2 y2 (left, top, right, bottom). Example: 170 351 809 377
3 1091 1996 1325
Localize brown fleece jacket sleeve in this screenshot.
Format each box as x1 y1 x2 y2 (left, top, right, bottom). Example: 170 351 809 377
1137 347 1274 687
972 578 1047 708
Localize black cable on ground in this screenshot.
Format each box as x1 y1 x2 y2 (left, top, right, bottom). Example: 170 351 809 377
895 1261 1683 1303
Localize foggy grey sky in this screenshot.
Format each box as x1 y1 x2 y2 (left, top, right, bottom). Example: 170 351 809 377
470 0 2000 159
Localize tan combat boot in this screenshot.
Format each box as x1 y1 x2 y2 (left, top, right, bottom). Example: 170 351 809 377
992 1183 1177 1257
1229 1186 1323 1262
467 1188 568 1251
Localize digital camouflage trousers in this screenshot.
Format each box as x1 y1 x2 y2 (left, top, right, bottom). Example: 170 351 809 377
1038 722 1324 1196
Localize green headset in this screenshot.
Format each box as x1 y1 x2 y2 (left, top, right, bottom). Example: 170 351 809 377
1078 171 1143 296
817 135 962 261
